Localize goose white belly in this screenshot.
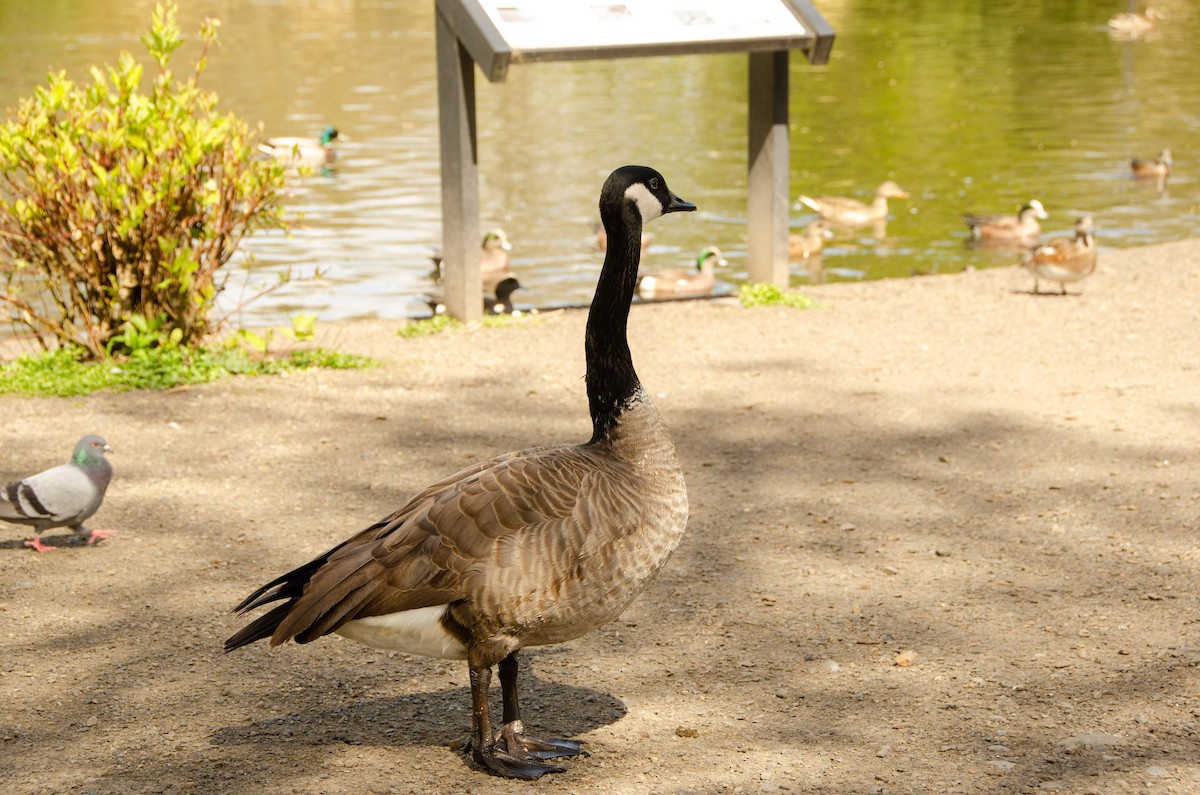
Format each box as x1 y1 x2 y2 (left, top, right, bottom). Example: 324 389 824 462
335 604 467 660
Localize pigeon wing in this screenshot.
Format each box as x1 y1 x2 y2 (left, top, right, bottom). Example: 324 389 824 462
0 463 99 528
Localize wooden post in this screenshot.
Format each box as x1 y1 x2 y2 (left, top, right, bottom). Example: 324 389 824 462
436 8 482 323
747 50 790 287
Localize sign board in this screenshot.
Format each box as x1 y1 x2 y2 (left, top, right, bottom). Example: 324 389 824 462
438 0 833 81
482 1 810 51
434 0 834 321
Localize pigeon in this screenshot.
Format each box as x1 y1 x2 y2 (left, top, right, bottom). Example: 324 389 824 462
1 435 115 552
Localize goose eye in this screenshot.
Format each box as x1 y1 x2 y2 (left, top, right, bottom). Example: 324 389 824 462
649 177 659 190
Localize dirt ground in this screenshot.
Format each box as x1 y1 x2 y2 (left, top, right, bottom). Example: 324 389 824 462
2 239 1198 795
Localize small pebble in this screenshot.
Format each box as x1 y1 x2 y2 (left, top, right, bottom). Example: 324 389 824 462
894 650 917 667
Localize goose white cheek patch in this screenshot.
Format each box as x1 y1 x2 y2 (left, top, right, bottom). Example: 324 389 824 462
625 182 663 224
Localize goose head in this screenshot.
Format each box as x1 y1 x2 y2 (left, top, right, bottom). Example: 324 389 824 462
600 166 696 232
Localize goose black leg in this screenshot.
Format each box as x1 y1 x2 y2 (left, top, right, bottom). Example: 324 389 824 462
496 653 586 761
468 664 567 779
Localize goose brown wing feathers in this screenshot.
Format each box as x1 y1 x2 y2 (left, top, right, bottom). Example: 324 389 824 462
247 443 635 648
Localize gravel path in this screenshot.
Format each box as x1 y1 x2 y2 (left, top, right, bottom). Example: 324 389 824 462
2 240 1198 794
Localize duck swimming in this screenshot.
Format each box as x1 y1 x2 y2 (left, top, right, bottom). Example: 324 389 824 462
962 200 1048 244
637 246 726 299
797 180 910 226
258 126 340 169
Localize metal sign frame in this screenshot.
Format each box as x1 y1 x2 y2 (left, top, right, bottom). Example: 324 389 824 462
435 0 834 321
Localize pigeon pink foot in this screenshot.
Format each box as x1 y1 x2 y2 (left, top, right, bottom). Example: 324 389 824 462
23 537 57 552
85 528 117 545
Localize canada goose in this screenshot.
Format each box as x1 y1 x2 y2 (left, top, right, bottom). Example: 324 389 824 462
594 221 651 255
637 246 725 299
788 219 833 260
1 435 114 552
259 126 340 169
430 229 514 290
1108 7 1164 34
225 165 695 780
1131 149 1171 180
962 200 1048 243
1023 215 1097 295
797 180 910 226
423 276 523 317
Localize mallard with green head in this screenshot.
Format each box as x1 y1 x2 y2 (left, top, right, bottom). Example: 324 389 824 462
259 126 340 169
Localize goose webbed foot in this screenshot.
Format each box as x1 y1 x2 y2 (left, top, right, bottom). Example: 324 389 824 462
498 720 587 761
465 734 567 779
477 744 568 780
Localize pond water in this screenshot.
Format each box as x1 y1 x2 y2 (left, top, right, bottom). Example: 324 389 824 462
1 0 1198 325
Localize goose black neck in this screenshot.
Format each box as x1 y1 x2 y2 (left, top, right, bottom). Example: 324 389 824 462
585 198 645 444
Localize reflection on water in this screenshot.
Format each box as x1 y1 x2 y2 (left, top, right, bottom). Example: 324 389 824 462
1 0 1198 328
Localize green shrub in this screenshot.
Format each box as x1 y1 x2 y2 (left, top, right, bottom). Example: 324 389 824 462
739 283 819 309
0 2 288 359
0 344 377 397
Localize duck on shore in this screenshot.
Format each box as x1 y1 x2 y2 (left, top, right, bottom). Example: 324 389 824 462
1023 215 1097 295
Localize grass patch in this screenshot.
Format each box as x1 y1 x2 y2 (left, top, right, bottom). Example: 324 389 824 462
739 283 819 309
0 346 376 397
397 313 532 339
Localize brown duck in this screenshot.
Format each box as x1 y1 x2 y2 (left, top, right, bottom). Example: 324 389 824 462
962 200 1048 243
797 180 910 226
225 166 696 780
429 228 514 292
1108 7 1164 35
1023 215 1097 295
788 220 833 260
1131 149 1171 180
